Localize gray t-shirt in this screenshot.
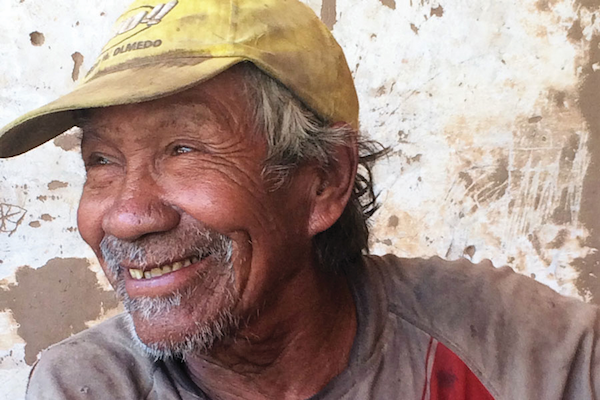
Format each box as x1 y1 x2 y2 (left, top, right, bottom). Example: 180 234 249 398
26 255 600 399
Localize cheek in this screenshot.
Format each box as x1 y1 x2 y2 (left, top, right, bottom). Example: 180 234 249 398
77 188 107 254
160 167 272 233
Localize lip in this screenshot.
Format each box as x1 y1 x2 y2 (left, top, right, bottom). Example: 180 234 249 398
123 256 210 298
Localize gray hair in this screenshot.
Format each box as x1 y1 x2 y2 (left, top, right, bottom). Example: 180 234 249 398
240 63 386 273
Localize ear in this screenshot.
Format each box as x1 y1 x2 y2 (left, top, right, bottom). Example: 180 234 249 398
307 127 358 237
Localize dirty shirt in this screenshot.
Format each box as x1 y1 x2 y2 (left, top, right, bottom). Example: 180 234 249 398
27 255 600 399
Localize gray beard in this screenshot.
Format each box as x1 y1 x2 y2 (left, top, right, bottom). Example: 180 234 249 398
100 222 240 360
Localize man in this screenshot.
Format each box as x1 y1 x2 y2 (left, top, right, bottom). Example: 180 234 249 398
1 0 598 399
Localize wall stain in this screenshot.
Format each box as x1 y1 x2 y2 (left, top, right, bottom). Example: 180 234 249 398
536 0 558 11
380 0 397 10
321 0 337 30
567 19 583 42
53 130 81 152
0 258 119 365
463 245 476 259
388 215 399 228
411 23 419 34
71 52 84 82
430 5 444 17
547 229 569 249
576 0 600 10
40 214 54 222
29 32 44 46
574 34 600 303
0 204 27 237
29 221 41 228
47 181 68 190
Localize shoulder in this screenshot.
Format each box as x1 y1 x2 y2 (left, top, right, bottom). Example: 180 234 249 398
27 314 157 400
364 253 598 329
364 254 600 399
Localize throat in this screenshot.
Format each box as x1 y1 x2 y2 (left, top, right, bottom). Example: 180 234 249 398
184 272 357 400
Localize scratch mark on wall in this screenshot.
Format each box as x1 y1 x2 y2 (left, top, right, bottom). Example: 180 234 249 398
0 204 27 237
503 131 590 253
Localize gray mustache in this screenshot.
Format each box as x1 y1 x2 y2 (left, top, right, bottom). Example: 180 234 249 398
99 223 233 276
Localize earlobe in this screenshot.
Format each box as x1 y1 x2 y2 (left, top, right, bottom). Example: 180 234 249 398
307 133 358 237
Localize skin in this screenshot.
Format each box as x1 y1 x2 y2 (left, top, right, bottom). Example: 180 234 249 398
77 66 359 399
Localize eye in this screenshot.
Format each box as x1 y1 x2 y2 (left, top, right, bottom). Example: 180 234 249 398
86 153 112 167
171 144 194 155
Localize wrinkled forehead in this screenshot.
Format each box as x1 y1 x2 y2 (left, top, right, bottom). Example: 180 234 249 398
78 67 256 144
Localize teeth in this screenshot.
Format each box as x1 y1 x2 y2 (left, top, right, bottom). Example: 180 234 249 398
128 255 201 280
150 268 162 278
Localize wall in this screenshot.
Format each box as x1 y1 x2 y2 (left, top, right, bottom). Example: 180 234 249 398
1 0 599 398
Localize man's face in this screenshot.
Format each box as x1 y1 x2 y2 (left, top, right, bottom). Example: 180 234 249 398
77 67 317 358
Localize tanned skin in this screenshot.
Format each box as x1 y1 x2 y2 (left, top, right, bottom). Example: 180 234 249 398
77 65 358 400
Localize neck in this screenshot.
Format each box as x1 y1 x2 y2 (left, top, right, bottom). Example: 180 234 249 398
185 262 357 400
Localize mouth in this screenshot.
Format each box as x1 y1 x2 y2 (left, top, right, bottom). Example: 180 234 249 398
127 254 204 280
121 250 219 298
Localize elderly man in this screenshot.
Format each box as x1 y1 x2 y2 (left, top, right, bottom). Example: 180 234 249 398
1 0 599 399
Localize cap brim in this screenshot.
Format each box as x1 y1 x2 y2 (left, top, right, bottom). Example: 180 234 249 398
0 56 243 158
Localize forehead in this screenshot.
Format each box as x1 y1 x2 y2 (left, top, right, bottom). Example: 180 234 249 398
80 66 254 141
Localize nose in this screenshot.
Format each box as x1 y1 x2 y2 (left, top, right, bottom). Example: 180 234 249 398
102 175 180 241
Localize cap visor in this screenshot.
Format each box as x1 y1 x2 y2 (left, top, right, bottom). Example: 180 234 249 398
0 56 243 158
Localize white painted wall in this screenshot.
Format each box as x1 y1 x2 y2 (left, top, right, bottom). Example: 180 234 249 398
1 0 598 398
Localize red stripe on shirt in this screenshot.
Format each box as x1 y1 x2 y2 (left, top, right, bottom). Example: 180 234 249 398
425 342 495 400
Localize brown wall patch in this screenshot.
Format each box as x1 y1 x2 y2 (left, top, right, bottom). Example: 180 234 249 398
321 0 337 30
0 258 119 365
53 130 81 152
576 0 600 10
29 32 45 46
47 180 68 190
71 52 84 82
574 35 600 303
380 0 397 10
430 5 444 17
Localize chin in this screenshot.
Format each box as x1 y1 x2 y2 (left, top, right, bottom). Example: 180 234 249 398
124 305 241 360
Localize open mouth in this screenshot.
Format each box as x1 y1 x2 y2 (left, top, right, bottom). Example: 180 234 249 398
127 252 210 280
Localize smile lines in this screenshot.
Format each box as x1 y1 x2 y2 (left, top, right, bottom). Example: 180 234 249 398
128 255 201 280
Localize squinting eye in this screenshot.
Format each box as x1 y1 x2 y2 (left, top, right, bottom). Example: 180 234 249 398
96 156 110 165
87 154 111 167
172 145 193 155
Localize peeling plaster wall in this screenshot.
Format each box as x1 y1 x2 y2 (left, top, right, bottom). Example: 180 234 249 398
1 0 599 398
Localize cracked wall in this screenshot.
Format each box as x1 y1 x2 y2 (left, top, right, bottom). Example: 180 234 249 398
1 0 599 398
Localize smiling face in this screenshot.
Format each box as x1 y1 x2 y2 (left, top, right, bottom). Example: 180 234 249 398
77 67 320 358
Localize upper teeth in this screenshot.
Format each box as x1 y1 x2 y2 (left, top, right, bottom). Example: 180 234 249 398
129 256 199 280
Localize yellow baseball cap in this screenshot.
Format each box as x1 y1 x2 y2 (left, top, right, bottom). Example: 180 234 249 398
0 0 358 158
